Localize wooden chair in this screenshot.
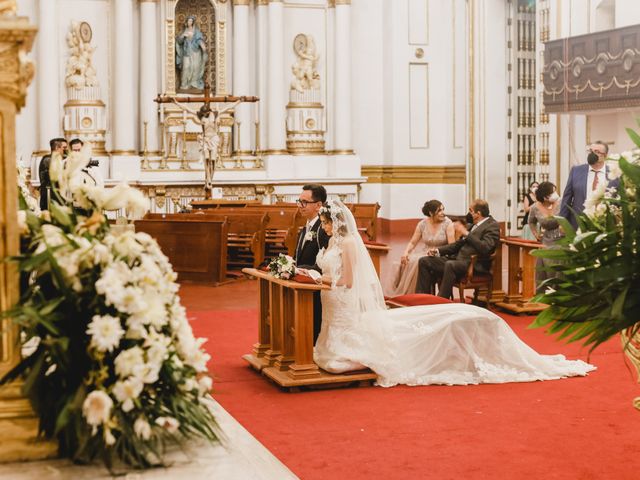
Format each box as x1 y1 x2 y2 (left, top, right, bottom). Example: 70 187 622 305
453 252 497 306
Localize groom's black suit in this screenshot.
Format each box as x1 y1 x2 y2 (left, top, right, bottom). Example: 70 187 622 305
416 216 500 299
295 217 330 344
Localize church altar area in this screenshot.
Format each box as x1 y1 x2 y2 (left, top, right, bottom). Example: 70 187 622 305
15 0 640 228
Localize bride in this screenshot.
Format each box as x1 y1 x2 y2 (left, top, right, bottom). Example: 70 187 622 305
312 200 595 387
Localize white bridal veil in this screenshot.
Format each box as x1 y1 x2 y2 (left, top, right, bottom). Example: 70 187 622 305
324 200 387 314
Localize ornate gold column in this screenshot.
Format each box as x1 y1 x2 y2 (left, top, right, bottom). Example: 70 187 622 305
0 10 57 462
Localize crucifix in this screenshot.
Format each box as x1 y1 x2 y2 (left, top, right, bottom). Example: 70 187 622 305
155 84 259 198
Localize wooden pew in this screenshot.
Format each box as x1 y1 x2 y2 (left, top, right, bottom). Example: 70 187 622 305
190 199 261 209
191 211 268 270
346 203 380 241
245 204 302 256
135 214 228 285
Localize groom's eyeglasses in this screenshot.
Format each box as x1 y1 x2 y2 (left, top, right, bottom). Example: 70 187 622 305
296 200 319 207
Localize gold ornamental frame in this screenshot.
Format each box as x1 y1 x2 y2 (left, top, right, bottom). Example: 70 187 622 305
166 0 228 95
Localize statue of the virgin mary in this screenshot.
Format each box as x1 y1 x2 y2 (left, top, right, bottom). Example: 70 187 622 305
175 15 208 90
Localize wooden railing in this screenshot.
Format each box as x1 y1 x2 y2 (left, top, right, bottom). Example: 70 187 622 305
493 237 547 314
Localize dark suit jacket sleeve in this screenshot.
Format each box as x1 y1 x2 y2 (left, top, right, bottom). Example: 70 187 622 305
438 238 464 257
39 156 51 187
559 166 575 219
464 220 500 256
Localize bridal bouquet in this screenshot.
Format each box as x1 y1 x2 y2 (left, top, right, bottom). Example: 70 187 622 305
532 124 640 351
268 253 296 279
1 150 217 470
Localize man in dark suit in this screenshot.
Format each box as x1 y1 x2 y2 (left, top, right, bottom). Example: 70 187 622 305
416 199 500 299
560 141 619 230
294 184 330 344
38 137 67 210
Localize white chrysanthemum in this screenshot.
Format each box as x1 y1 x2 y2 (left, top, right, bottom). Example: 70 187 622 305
89 243 112 266
181 377 198 393
111 231 144 260
112 377 144 412
134 417 152 440
114 286 148 315
606 160 622 180
41 224 67 247
133 362 160 384
96 261 130 305
155 416 180 434
198 375 213 395
144 297 168 330
87 314 125 353
82 390 113 433
125 314 148 340
115 346 145 378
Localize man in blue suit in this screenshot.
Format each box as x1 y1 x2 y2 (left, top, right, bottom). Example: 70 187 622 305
559 141 619 229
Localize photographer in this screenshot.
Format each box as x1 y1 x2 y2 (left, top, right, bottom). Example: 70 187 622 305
39 137 67 210
69 138 104 187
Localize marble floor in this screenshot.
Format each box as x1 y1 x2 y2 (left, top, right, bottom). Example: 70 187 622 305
0 398 298 480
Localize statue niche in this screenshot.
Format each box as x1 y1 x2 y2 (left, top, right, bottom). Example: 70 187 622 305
174 0 216 93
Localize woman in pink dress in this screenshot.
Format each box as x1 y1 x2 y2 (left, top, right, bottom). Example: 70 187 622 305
385 200 455 296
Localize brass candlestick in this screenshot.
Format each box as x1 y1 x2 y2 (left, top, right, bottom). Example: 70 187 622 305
180 113 189 170
141 121 150 170
159 123 168 169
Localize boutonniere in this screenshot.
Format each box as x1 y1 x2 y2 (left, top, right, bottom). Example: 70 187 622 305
304 230 317 242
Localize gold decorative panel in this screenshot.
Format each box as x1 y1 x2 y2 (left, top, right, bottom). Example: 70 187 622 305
543 24 640 112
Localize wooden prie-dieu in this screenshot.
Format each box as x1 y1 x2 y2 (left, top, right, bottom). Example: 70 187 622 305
242 268 378 391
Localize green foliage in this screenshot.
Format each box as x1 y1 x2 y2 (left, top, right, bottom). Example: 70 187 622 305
531 129 640 351
2 161 217 471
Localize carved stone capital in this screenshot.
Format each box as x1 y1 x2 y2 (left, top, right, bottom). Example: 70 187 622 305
0 17 37 110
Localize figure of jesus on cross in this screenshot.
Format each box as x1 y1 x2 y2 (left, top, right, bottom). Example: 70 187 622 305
155 85 258 197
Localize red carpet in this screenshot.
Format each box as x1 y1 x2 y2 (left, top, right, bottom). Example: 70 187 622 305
190 308 640 480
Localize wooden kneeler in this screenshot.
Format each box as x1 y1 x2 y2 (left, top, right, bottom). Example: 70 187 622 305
242 268 377 391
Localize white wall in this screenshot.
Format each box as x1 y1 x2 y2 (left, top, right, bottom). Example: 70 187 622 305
351 0 384 166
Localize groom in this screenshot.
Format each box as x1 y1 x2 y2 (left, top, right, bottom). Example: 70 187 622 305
295 184 330 343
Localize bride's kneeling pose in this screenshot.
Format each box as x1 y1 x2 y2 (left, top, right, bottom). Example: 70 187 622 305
313 200 595 387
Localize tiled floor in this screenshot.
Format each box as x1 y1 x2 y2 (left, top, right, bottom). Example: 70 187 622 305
0 398 297 479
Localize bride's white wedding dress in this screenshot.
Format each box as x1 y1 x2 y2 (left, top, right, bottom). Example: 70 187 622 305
313 202 595 388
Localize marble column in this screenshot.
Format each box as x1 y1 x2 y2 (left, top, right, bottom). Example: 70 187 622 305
139 0 160 158
333 0 353 154
112 0 136 156
36 0 59 154
267 0 286 153
256 0 268 153
233 0 251 154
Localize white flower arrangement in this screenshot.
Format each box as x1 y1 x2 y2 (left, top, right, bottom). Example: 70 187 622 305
268 253 297 279
1 149 217 470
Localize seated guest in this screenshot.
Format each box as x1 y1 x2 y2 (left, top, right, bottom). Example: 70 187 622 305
384 200 454 296
416 199 500 299
528 181 563 292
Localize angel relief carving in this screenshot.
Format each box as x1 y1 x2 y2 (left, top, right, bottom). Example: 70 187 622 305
65 21 98 88
290 33 320 93
0 1 17 16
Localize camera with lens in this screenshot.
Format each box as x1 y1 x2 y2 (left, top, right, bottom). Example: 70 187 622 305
87 159 100 168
